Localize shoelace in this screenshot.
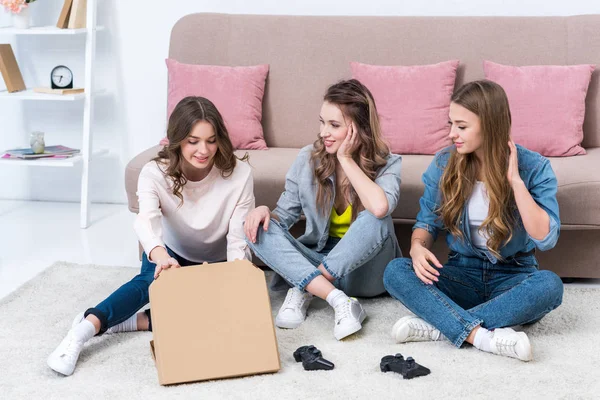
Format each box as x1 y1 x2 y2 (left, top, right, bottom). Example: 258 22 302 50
282 289 304 310
335 300 352 324
408 321 437 340
493 337 519 357
61 334 81 359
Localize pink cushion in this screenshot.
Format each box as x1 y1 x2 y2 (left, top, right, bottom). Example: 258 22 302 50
166 59 269 150
350 60 458 154
484 61 595 157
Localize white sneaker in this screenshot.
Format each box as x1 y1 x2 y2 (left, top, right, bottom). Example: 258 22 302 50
275 288 314 329
333 297 367 340
47 329 86 376
392 316 441 343
71 312 84 329
489 328 533 361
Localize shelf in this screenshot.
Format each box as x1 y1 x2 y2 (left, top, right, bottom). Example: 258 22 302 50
0 88 105 101
0 149 108 167
0 25 104 35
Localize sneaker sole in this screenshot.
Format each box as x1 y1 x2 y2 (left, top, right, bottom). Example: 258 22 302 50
47 355 75 376
334 309 367 340
274 316 304 329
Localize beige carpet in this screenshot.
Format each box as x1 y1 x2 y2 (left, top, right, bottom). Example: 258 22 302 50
1 262 599 399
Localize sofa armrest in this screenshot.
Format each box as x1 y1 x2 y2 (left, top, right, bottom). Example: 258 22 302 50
125 145 162 213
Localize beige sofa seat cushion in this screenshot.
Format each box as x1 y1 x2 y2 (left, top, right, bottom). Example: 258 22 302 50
237 148 300 209
125 146 600 228
390 154 434 221
392 148 600 227
549 147 600 227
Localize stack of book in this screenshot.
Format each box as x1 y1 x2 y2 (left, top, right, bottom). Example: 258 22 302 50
2 145 80 160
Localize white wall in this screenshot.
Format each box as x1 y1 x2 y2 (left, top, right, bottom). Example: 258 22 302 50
1 0 600 204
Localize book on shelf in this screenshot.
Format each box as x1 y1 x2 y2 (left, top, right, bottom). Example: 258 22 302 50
2 145 80 160
56 0 74 29
0 44 26 93
33 87 84 95
68 0 87 29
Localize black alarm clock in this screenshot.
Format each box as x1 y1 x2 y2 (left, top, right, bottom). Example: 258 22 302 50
50 65 73 89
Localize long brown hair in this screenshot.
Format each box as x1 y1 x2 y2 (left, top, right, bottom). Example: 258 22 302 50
439 80 516 259
311 79 390 221
153 96 247 205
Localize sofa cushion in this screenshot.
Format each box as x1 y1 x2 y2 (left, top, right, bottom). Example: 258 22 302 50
350 60 458 154
166 59 269 150
391 149 600 227
125 147 600 227
548 147 600 227
484 61 594 157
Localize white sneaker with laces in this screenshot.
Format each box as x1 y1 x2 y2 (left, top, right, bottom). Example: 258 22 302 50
333 297 367 340
47 330 86 376
71 312 84 329
489 327 533 361
275 288 314 329
392 316 441 343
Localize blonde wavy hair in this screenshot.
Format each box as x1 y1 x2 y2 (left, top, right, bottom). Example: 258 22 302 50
439 80 516 259
311 79 390 221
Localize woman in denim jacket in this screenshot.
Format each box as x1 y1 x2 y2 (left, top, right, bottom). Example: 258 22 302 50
244 79 402 340
384 80 563 361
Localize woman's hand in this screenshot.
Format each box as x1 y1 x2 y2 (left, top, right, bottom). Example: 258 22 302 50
154 256 181 279
244 205 271 243
507 140 524 188
409 241 443 285
337 122 359 160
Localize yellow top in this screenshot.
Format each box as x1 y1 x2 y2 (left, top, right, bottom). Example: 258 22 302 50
329 204 352 238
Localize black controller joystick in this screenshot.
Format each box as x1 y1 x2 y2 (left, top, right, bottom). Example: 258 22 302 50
293 345 335 371
380 353 430 379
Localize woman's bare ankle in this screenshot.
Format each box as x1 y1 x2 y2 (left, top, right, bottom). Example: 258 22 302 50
137 312 150 331
465 325 481 345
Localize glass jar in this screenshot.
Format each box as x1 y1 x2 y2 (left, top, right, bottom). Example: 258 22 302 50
30 131 45 154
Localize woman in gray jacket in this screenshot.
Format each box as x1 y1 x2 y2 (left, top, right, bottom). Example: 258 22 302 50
244 79 402 340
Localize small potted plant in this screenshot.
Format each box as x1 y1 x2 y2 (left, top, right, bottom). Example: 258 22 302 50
1 0 37 29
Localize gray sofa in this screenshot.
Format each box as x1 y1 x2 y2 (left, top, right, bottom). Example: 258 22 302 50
125 14 600 278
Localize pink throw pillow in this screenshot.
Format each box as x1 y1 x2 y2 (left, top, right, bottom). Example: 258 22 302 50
166 59 269 150
351 60 459 154
484 61 594 157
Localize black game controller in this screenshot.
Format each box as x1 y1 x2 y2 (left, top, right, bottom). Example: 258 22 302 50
293 345 335 371
380 353 430 379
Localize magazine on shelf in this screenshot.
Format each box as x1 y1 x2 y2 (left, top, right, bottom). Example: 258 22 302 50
2 145 80 160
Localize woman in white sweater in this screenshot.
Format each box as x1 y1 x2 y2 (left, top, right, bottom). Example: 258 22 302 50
47 96 254 376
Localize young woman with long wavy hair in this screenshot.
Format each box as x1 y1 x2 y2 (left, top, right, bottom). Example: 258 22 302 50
48 96 254 376
244 79 402 340
383 80 563 361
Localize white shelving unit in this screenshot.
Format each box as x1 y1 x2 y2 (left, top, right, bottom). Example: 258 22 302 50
0 0 101 228
0 25 104 35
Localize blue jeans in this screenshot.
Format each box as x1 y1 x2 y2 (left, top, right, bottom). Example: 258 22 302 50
247 212 401 297
383 253 563 347
85 247 197 334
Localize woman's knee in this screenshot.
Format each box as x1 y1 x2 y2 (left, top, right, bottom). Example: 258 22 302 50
383 257 413 291
536 269 564 308
245 218 286 248
352 211 392 236
131 270 155 288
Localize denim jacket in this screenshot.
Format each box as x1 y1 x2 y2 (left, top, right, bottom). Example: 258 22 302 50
273 145 402 251
415 144 560 264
